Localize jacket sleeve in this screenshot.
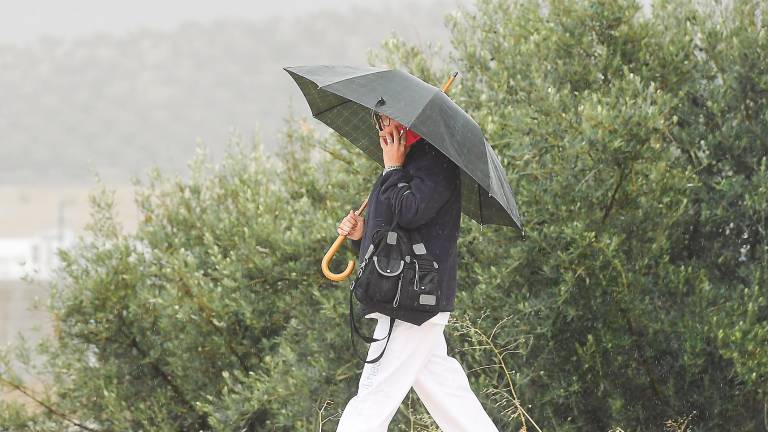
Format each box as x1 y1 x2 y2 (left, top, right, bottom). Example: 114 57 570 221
378 150 459 229
349 237 361 255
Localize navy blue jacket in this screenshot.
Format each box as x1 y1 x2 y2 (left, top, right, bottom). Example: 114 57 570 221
350 138 461 319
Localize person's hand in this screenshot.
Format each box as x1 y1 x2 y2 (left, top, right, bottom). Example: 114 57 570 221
380 122 407 166
337 209 364 240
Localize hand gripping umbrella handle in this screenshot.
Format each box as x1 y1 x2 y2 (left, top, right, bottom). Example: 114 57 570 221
322 198 368 281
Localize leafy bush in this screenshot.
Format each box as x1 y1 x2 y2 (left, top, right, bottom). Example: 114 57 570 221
2 0 766 431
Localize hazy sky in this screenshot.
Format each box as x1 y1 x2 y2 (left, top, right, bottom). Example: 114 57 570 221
1 0 471 44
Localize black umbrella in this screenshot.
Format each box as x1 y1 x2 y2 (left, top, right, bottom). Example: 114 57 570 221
284 65 524 235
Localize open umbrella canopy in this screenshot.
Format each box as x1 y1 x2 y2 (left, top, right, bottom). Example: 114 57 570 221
284 64 524 237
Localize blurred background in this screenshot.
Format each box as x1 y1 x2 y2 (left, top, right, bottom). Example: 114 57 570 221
3 0 767 430
1 2 475 418
0 0 467 377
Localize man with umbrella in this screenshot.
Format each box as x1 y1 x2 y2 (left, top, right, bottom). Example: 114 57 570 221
334 111 500 431
284 64 522 431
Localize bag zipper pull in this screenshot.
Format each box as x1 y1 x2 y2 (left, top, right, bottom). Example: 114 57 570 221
393 273 403 307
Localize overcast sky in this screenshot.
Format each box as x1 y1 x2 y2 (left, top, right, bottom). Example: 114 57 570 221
1 0 471 45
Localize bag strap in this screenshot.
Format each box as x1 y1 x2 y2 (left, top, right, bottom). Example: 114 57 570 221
344 175 418 365
344 176 398 365
349 287 395 364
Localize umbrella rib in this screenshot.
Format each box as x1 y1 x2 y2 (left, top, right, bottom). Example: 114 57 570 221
317 68 390 90
478 183 484 227
314 99 354 118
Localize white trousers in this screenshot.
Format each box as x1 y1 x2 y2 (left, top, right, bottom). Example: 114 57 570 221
336 314 500 432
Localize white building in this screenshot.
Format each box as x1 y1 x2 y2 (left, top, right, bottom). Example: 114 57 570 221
0 228 76 281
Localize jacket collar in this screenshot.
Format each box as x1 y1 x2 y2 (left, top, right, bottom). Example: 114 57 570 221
405 138 428 163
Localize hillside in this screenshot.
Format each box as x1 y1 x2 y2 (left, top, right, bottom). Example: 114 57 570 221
0 0 466 184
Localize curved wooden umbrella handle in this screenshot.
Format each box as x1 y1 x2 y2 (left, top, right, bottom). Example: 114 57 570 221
322 198 368 281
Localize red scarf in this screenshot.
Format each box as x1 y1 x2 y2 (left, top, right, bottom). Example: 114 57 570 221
400 127 422 151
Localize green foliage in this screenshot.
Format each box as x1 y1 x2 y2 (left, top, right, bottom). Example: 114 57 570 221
2 0 767 431
380 0 767 429
440 0 767 430
0 126 381 431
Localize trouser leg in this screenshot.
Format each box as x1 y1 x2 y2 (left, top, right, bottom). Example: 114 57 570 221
336 315 446 432
412 330 500 432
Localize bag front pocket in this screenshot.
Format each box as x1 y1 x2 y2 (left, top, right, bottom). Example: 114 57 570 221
366 256 403 303
399 256 440 311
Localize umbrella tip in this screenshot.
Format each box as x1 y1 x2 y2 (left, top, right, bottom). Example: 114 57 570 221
442 71 460 93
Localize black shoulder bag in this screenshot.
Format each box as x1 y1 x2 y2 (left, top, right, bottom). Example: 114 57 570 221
348 191 442 364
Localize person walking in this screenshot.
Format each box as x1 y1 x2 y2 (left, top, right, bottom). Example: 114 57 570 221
334 112 500 432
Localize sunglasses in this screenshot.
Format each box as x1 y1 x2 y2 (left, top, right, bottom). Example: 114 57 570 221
371 110 391 131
